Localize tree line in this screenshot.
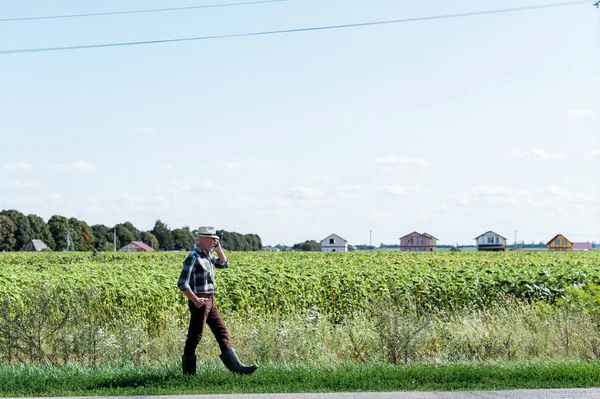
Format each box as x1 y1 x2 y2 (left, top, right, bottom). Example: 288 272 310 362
0 209 262 252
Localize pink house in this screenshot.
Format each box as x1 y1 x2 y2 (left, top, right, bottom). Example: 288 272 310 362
119 241 155 252
572 242 593 251
399 232 438 252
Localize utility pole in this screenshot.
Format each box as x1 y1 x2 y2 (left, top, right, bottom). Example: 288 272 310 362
369 230 372 248
113 225 117 251
514 230 517 247
65 229 73 252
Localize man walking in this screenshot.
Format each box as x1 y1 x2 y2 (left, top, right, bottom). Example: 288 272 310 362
177 226 258 375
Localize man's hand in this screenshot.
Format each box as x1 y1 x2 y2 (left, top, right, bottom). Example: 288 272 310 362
213 240 227 263
194 297 207 308
214 240 224 255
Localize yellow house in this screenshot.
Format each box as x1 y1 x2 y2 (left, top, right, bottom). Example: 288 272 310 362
423 233 439 249
546 234 572 251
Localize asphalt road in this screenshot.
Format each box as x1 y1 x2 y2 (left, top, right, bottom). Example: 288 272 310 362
13 389 600 399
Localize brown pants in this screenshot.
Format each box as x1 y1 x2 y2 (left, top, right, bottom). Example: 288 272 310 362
183 293 232 356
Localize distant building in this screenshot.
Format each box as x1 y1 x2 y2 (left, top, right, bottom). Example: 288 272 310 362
546 234 572 251
21 239 51 252
572 242 593 251
320 234 348 252
399 232 438 252
262 245 280 252
119 241 155 252
474 231 507 251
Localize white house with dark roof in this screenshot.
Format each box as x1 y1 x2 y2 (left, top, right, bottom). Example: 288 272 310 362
320 234 348 252
21 239 51 252
474 231 507 251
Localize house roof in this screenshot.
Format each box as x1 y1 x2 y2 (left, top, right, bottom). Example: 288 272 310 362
399 231 422 240
546 234 572 246
22 239 50 251
321 234 347 243
422 232 439 240
474 231 507 240
399 232 439 240
131 241 155 252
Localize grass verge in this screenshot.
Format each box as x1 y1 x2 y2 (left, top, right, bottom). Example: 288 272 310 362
1 360 599 397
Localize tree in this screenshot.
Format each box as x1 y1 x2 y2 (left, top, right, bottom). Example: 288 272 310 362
115 222 141 248
172 227 195 250
245 234 263 251
48 215 69 251
27 214 55 250
293 240 320 252
217 230 263 251
67 218 86 251
152 220 174 250
0 209 33 250
0 215 16 251
76 220 95 251
141 231 159 250
91 224 113 251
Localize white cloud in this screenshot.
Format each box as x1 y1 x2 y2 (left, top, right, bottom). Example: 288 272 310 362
359 207 388 219
86 198 105 214
524 198 545 209
287 186 323 201
374 155 430 168
132 126 155 133
190 181 223 192
449 192 470 205
4 179 44 190
565 109 597 118
224 196 289 216
595 77 600 82
470 186 529 197
334 184 365 200
224 161 241 169
224 158 272 170
447 185 598 214
247 158 273 169
504 148 567 161
305 176 335 184
118 193 169 205
534 185 566 196
49 193 61 200
380 185 423 196
161 163 174 169
0 163 33 171
338 184 362 193
585 151 600 160
47 160 96 173
447 186 529 208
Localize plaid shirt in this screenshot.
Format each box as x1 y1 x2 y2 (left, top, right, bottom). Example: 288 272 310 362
177 245 228 293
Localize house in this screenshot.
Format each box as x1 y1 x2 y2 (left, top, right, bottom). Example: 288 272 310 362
572 242 593 251
474 231 507 251
262 245 280 252
320 234 348 252
399 232 438 252
546 234 572 251
423 233 439 250
119 241 155 252
21 239 51 252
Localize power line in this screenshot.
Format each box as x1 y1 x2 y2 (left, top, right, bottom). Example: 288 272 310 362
0 0 287 23
0 1 592 55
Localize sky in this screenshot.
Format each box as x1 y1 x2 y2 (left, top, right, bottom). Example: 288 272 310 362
0 0 598 247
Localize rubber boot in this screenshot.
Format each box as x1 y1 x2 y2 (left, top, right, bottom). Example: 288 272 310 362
219 348 258 375
182 354 197 375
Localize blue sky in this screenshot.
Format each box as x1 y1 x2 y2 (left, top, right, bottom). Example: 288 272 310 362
0 0 598 246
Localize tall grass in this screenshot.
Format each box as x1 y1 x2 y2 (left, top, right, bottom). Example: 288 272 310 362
1 286 599 366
